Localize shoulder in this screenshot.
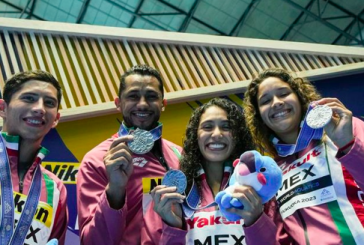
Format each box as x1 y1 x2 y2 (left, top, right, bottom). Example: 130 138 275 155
161 138 182 152
82 137 114 165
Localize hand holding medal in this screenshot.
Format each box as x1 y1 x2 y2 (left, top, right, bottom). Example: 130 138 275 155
306 104 333 129
162 170 187 194
128 128 155 154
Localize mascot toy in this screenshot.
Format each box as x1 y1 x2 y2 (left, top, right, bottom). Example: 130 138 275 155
215 150 282 221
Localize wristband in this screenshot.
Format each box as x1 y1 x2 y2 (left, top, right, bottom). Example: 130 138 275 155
338 138 355 152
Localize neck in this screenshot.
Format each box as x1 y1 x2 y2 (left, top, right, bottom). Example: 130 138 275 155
18 139 40 169
276 128 300 144
202 161 224 196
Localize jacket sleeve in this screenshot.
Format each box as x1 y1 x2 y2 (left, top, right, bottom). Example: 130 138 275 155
251 199 297 245
77 150 127 245
339 117 364 190
49 180 68 245
142 200 187 245
244 212 279 245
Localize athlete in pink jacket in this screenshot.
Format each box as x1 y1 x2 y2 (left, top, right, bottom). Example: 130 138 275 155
0 70 68 245
77 65 181 245
142 98 277 245
243 68 364 244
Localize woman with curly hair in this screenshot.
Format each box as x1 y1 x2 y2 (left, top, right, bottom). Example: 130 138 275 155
244 68 364 244
142 98 276 244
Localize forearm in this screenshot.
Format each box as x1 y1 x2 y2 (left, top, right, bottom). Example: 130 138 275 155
339 117 364 189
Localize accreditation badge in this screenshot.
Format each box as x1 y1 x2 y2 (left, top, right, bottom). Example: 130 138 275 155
10 192 54 245
276 143 337 219
186 210 246 245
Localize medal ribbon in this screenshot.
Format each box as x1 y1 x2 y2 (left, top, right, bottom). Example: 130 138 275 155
272 104 324 157
118 123 162 141
182 163 232 218
0 135 42 245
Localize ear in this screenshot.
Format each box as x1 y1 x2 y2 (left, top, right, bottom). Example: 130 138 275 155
233 159 240 167
161 99 167 112
114 97 121 112
0 99 7 119
52 112 60 128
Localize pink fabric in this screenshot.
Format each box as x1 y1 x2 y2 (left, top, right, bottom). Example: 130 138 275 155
77 135 181 245
142 167 277 244
266 117 364 245
6 139 68 245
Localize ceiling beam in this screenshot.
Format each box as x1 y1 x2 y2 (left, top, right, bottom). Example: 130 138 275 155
157 0 226 35
76 0 90 23
0 0 44 20
280 0 314 40
128 0 144 28
179 0 202 32
327 1 364 25
229 0 259 36
106 0 168 30
283 0 362 44
332 9 364 45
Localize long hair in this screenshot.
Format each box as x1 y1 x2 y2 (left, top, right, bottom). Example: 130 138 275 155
243 68 321 156
180 98 254 193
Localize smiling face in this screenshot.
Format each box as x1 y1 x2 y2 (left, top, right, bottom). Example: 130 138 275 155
0 80 60 144
115 74 165 131
197 106 235 165
257 77 302 143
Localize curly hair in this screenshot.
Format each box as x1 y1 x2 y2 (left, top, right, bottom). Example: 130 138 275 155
243 68 321 156
180 98 254 193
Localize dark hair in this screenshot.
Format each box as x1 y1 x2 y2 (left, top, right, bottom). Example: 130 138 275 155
3 70 62 109
118 64 164 98
180 98 254 193
243 68 321 156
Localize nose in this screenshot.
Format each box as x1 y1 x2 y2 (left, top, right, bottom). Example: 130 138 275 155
32 99 45 115
272 96 284 109
136 96 148 109
211 126 223 139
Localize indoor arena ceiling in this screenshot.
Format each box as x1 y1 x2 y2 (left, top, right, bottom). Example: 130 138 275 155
0 0 363 47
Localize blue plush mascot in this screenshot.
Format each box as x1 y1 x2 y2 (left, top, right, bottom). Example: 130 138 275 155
215 150 282 221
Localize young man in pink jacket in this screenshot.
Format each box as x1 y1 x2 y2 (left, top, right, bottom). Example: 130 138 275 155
77 64 181 245
0 70 68 245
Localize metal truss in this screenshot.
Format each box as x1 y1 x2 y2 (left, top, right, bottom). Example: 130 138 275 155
0 0 43 20
230 0 260 36
283 0 364 46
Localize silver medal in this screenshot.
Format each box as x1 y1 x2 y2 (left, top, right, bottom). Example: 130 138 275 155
306 105 333 129
162 170 187 194
128 128 154 154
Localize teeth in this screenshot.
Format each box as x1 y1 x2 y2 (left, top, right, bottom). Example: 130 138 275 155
273 110 288 118
209 143 225 149
135 113 148 117
27 119 42 124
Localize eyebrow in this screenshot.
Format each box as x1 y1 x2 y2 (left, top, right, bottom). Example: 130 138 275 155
21 92 58 101
258 87 289 100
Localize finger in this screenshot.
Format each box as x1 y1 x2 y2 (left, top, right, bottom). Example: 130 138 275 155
315 98 344 107
158 193 185 207
109 135 134 150
105 156 133 174
106 148 133 163
232 186 261 210
152 186 177 204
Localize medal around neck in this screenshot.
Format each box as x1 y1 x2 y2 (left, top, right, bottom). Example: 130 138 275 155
128 128 154 154
162 170 187 194
306 105 333 129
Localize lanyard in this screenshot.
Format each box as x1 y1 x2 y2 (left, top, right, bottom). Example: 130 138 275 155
182 163 232 218
117 123 162 141
272 104 324 157
0 136 42 245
